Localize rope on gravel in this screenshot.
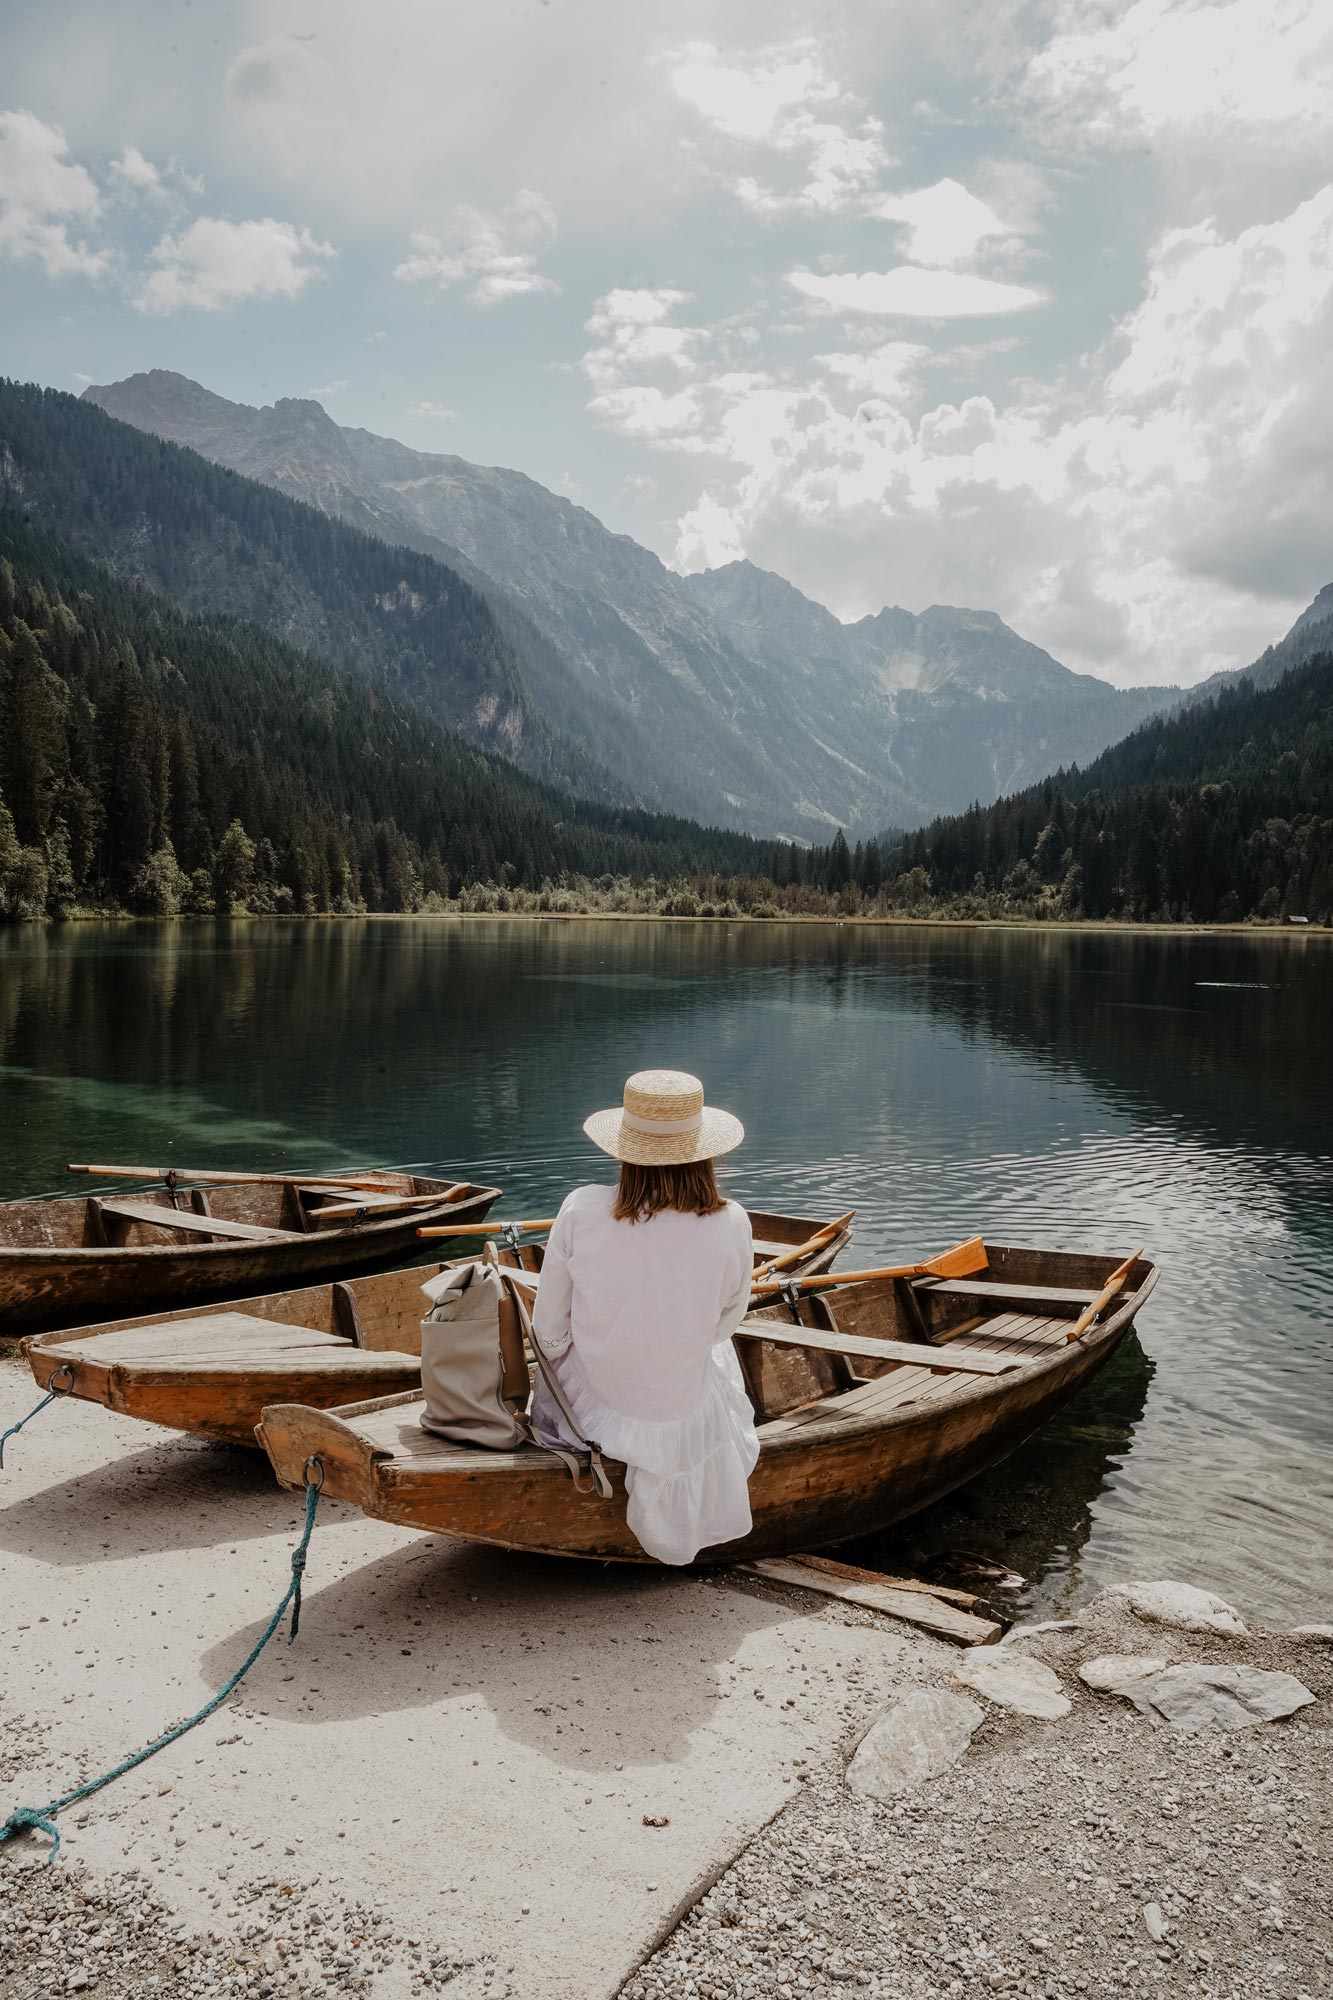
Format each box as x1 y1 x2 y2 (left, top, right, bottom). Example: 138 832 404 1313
0 1464 324 1861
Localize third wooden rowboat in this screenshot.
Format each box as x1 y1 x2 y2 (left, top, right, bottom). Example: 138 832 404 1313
1 1172 501 1334
256 1244 1158 1564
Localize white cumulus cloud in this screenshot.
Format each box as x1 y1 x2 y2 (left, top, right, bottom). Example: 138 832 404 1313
394 191 557 306
135 215 335 314
789 266 1044 317
583 182 1333 685
109 144 161 192
869 178 1018 267
670 39 891 217
0 109 109 280
407 401 462 422
1024 0 1333 148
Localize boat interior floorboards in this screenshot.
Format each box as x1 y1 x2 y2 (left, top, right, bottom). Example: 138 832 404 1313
759 1311 1070 1436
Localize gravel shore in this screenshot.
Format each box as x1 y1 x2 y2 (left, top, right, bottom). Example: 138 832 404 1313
4 1586 1329 2000
621 1593 1332 2000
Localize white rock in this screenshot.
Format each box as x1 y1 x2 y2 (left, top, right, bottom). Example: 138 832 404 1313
845 1689 984 1799
1000 1619 1081 1645
1112 1580 1248 1635
1142 1903 1166 1943
952 1647 1071 1718
1078 1655 1170 1691
1120 1663 1315 1732
1290 1624 1333 1641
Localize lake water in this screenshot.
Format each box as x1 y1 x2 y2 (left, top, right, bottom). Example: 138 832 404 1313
2 917 1330 1624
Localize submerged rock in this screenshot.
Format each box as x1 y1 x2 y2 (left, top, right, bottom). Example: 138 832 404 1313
1079 1654 1170 1691
1290 1624 1333 1642
1118 1663 1315 1732
845 1689 984 1799
953 1647 1071 1718
1111 1580 1248 1636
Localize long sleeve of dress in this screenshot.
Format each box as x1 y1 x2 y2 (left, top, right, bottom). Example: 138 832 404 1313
531 1203 574 1358
713 1208 755 1343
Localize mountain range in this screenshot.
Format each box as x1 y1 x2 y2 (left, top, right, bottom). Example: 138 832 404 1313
81 371 1179 836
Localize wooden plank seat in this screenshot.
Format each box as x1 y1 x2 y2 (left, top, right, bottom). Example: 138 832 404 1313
759 1312 1071 1436
913 1277 1101 1309
97 1199 298 1244
740 1323 1020 1376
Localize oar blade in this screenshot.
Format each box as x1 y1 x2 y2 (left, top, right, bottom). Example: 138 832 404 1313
919 1234 988 1280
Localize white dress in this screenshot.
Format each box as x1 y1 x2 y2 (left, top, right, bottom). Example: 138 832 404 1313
530 1184 760 1565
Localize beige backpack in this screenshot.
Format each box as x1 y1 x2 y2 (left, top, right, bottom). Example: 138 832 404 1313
419 1249 611 1496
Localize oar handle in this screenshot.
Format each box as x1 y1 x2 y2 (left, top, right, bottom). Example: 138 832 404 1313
68 1164 399 1191
418 1217 557 1239
751 1235 988 1298
306 1183 471 1221
752 1211 855 1281
1067 1250 1143 1343
751 1261 919 1297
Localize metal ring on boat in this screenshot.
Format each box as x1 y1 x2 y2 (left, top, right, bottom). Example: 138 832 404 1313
45 1364 75 1396
302 1455 325 1493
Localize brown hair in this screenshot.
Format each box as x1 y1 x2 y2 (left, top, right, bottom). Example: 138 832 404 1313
612 1159 725 1223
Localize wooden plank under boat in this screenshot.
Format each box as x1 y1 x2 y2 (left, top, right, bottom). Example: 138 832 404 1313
20 1209 852 1445
256 1244 1159 1565
1 1172 501 1334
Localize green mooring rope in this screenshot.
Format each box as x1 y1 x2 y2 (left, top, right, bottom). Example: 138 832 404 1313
0 1367 74 1470
0 1471 323 1861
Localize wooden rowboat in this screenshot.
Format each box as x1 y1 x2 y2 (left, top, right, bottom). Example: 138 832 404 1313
1 1172 501 1334
21 1209 852 1445
257 1243 1158 1564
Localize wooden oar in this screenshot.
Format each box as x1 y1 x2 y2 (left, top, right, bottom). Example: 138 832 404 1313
418 1216 557 1240
752 1211 856 1283
68 1163 400 1192
750 1234 988 1300
307 1183 472 1221
1066 1249 1142 1343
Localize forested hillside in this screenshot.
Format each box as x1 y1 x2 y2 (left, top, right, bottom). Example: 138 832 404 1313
890 654 1333 922
0 379 613 799
0 519 781 922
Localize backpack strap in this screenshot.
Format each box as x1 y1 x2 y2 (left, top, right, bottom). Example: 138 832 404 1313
497 1264 613 1501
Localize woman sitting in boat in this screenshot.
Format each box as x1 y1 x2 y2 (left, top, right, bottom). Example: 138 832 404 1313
531 1069 758 1566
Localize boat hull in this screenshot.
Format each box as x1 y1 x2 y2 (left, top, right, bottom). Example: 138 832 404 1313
257 1250 1158 1563
1 1179 500 1333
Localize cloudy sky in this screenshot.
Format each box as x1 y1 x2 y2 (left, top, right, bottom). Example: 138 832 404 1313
3 0 1331 687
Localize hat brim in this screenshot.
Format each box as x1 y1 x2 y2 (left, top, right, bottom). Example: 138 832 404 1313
583 1105 744 1166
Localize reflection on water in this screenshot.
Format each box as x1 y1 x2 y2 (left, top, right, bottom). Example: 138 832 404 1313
2 917 1330 1621
844 1333 1156 1621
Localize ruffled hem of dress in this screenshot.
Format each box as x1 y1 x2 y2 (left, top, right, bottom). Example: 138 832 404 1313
537 1344 758 1480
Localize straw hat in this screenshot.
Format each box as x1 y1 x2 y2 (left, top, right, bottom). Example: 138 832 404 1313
584 1069 744 1166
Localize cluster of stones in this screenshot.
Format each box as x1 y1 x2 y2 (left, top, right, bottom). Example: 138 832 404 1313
623 1580 1329 1999
848 1583 1317 1801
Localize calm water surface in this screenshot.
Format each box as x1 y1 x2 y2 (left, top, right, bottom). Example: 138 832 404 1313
2 918 1330 1623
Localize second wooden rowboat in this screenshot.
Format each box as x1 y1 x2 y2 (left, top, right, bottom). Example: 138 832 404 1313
0 1172 501 1335
21 1209 852 1446
256 1244 1158 1564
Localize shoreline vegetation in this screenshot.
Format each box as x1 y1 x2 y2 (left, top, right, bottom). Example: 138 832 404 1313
12 903 1330 937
